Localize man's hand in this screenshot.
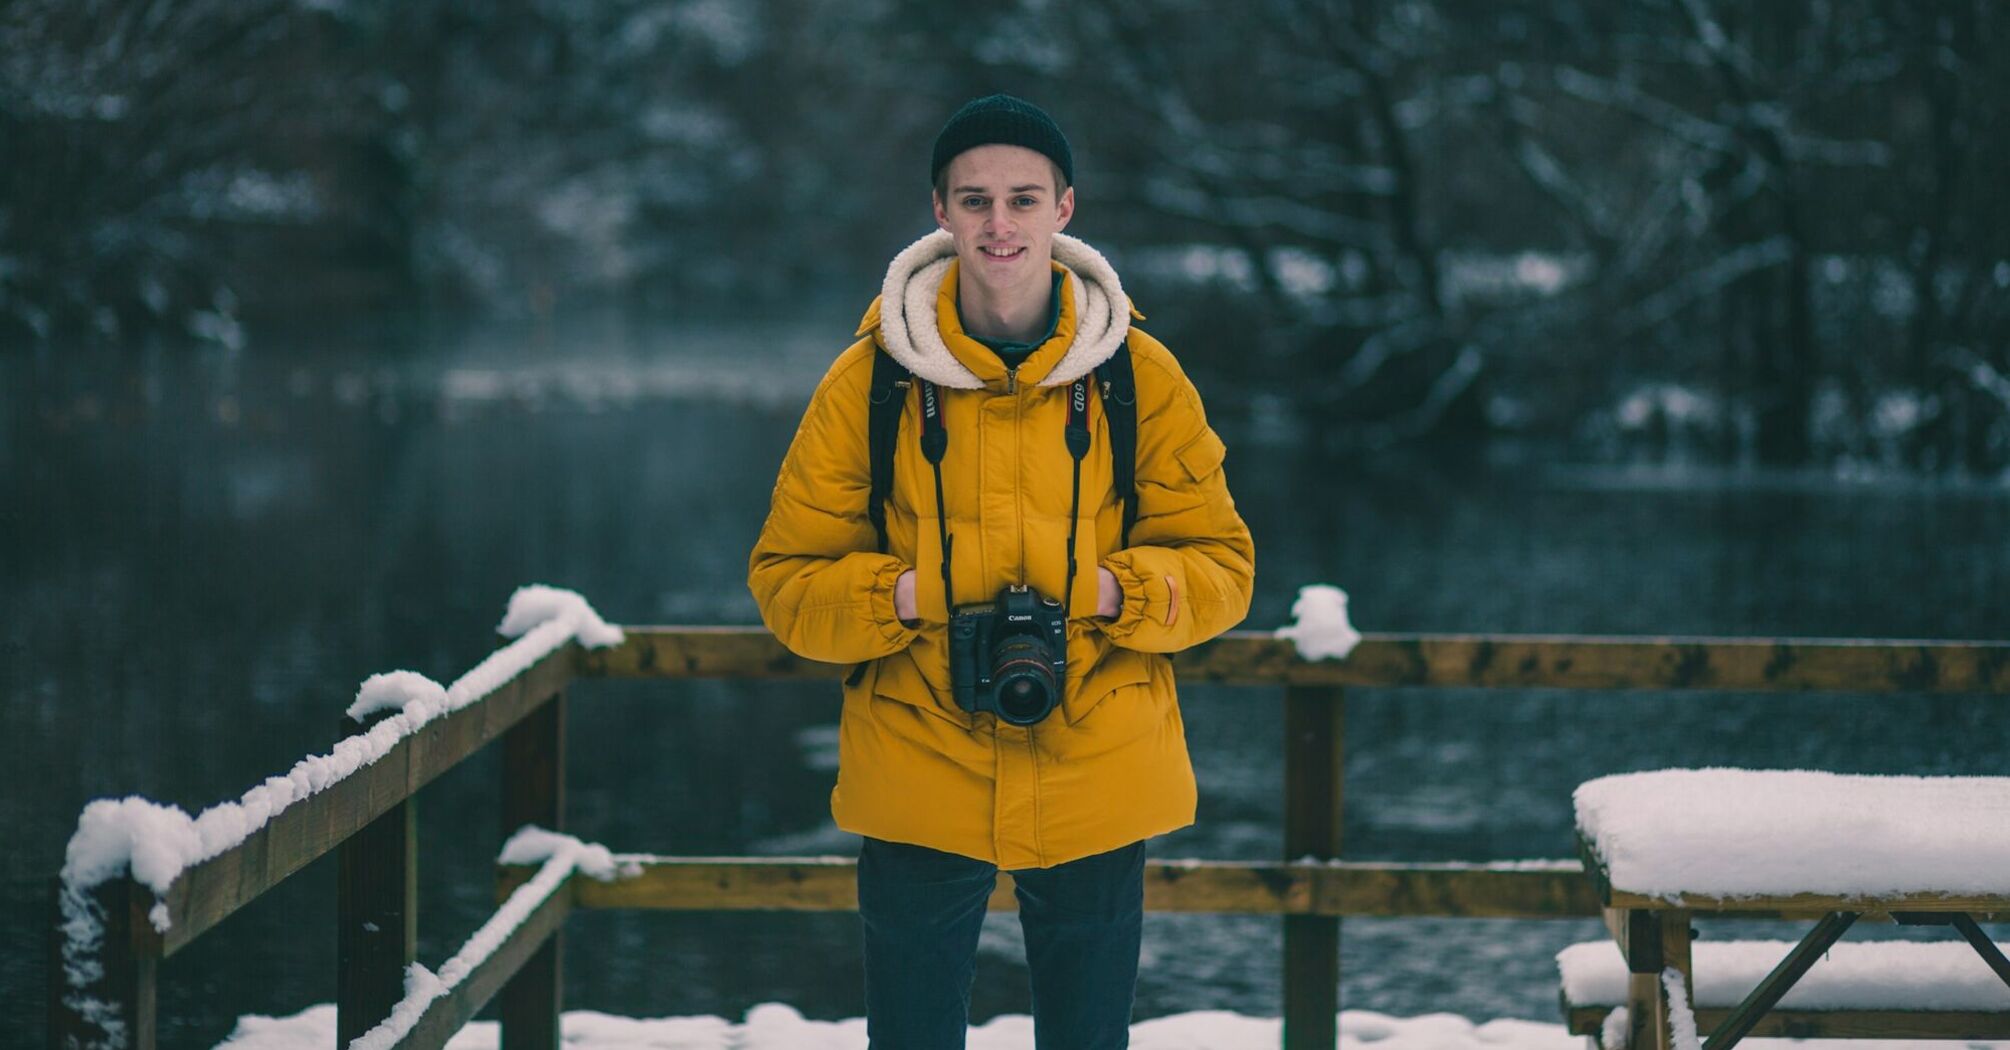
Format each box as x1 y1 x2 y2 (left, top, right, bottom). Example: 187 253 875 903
894 569 918 624
1096 566 1122 619
901 568 1119 620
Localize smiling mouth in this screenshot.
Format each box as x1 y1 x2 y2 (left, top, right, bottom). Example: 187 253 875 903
979 245 1026 261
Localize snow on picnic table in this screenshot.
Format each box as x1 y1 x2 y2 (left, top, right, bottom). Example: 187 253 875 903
1574 768 2010 899
1560 939 2010 1011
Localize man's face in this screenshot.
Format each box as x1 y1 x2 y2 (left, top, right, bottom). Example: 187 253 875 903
932 144 1075 300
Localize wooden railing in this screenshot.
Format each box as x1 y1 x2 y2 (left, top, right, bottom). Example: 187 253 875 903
50 628 2010 1050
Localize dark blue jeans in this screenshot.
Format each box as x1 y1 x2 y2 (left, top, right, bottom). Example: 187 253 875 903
857 836 1147 1050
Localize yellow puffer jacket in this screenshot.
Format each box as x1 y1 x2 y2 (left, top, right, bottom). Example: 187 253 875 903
748 231 1254 869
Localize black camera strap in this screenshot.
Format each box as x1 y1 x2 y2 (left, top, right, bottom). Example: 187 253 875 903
867 338 1135 553
910 375 1092 624
850 361 1102 690
1062 373 1092 623
918 380 955 614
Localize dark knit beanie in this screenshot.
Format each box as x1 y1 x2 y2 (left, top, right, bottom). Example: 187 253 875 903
930 94 1073 188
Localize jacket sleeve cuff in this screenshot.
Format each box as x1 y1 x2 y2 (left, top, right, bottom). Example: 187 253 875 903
870 558 920 647
1094 558 1153 641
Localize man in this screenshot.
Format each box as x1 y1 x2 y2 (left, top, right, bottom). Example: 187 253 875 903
748 94 1254 1049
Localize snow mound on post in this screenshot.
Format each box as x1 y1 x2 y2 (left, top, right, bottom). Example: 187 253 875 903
1575 768 2010 899
498 825 636 883
346 670 449 723
63 797 204 897
499 583 625 648
1274 584 1361 661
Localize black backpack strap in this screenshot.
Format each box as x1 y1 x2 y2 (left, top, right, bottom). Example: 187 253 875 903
850 350 911 690
866 349 912 554
1096 334 1139 548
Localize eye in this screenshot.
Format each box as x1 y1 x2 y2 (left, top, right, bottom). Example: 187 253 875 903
962 196 986 209
1013 196 1037 207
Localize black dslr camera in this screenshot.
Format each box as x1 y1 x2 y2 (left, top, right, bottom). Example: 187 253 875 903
948 584 1068 726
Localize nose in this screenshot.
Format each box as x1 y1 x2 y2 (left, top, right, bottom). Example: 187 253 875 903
983 202 1014 236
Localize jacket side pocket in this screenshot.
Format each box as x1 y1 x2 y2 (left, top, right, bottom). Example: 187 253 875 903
869 650 974 730
1061 648 1154 727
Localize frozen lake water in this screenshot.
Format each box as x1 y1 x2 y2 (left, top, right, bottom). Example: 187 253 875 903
7 319 2010 1047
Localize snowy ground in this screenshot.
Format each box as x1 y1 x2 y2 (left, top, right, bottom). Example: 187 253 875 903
214 1004 1575 1049
215 1003 2010 1050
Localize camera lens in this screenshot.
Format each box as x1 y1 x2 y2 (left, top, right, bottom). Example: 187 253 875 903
990 636 1058 725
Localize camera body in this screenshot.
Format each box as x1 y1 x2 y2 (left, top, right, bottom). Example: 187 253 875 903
948 584 1069 726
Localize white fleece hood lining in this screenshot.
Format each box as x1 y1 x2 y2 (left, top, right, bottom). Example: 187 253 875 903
877 230 1131 389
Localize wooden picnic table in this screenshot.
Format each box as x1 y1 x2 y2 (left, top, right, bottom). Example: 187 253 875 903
1573 770 2010 1050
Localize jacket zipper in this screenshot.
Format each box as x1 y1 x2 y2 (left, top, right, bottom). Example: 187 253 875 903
1005 366 1018 395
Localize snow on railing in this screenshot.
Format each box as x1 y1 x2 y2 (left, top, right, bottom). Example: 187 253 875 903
1273 583 1361 661
1598 1007 1629 1050
1589 980 1702 1050
55 585 622 1047
346 828 637 1050
1662 969 1703 1050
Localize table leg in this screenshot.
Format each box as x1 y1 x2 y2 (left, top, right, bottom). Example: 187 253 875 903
1892 911 2010 989
1608 908 1692 1050
1951 913 2010 988
1702 910 1857 1050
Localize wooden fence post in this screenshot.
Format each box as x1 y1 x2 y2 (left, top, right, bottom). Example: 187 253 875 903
336 712 418 1046
499 690 566 1050
1283 685 1344 1050
48 873 159 1050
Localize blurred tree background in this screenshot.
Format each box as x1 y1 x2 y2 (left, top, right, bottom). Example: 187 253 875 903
5 0 2008 470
